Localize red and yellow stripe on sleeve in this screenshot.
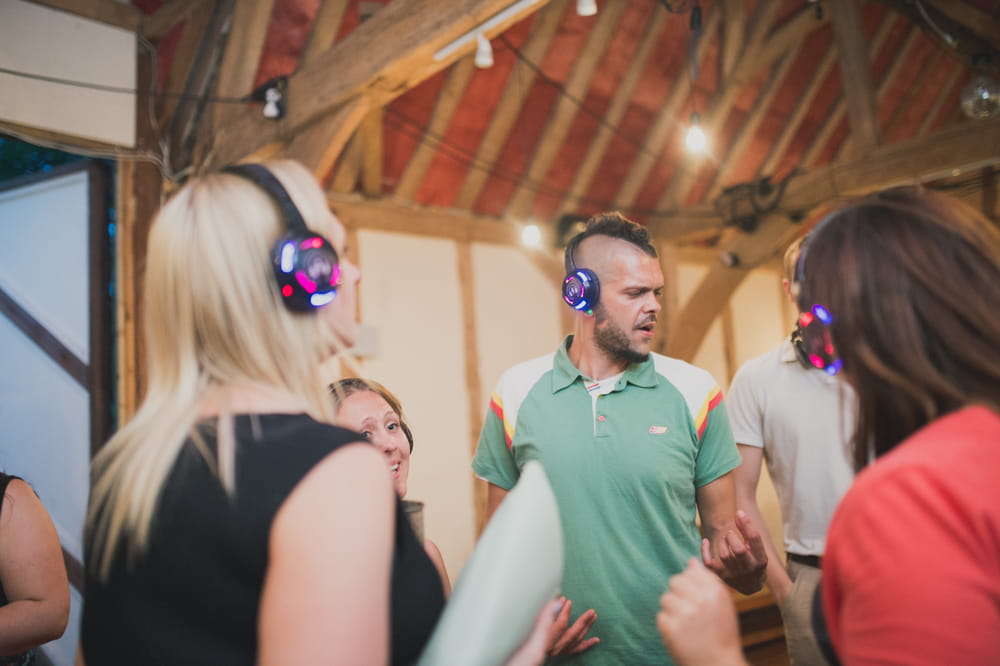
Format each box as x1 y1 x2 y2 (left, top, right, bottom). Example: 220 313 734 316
694 386 723 440
489 392 515 450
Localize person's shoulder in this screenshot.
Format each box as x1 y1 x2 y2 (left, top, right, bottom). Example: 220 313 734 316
495 351 556 390
650 352 720 390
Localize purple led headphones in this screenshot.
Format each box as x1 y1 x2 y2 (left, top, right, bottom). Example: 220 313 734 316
222 164 341 312
562 233 600 315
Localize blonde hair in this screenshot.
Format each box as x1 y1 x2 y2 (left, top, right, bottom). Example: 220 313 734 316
88 160 343 579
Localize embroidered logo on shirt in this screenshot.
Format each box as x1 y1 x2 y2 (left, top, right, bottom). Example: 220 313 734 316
648 425 668 435
585 381 601 393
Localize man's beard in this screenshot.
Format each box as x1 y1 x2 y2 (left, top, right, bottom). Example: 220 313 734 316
593 305 651 365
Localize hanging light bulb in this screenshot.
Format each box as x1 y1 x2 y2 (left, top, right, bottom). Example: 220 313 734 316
961 74 1000 119
576 0 598 16
474 33 494 68
685 112 707 152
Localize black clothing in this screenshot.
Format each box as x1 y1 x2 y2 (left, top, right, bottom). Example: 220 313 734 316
82 414 444 665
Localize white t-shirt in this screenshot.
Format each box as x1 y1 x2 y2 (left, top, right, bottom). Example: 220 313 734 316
727 338 855 556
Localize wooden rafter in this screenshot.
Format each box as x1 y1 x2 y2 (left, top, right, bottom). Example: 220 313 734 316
360 106 384 196
756 48 838 177
836 24 923 160
504 1 628 219
394 55 477 200
452 0 567 209
299 0 350 67
800 14 898 167
330 134 364 192
921 0 1000 47
917 64 964 136
705 51 796 199
205 0 554 170
654 5 821 211
830 0 881 154
210 1 276 134
141 0 207 41
611 7 721 211
720 0 747 80
283 97 371 178
554 6 668 217
883 45 945 142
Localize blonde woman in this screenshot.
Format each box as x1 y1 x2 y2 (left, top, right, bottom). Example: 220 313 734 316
80 162 449 665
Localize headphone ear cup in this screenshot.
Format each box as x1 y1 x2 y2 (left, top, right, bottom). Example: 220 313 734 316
271 232 342 312
562 268 600 313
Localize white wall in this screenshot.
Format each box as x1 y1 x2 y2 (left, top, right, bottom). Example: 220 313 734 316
346 227 794 576
0 0 136 146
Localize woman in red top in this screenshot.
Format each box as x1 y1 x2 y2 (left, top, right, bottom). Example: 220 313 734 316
657 186 1000 666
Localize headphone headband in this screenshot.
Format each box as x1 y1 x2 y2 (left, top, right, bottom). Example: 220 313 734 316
221 163 341 312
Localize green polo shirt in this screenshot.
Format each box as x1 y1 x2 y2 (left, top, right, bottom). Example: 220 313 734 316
473 337 740 665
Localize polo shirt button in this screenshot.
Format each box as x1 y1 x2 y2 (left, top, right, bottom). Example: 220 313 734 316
598 415 605 422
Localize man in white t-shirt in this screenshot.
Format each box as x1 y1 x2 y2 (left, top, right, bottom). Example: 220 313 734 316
727 236 854 665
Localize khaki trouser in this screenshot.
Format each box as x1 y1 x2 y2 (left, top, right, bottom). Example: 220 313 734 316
779 559 834 666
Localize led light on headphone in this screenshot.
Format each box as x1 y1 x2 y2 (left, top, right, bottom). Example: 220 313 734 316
799 311 814 327
280 242 296 273
310 291 337 307
330 264 342 286
295 271 318 293
813 304 833 325
281 285 293 298
574 300 588 311
301 237 323 249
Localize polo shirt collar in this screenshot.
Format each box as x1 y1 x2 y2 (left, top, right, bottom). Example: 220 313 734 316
551 335 659 393
779 336 798 364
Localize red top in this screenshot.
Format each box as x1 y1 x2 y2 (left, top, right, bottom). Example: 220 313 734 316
822 406 1000 665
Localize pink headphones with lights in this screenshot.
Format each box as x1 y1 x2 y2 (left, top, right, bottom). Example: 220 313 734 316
222 164 341 312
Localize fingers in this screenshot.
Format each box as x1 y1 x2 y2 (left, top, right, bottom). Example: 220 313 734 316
737 511 769 564
549 607 598 655
509 600 560 666
545 597 571 650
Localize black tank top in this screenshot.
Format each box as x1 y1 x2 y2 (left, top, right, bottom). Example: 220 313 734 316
82 414 444 665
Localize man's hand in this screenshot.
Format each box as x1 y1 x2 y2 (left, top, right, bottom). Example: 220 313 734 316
657 558 748 666
702 511 768 595
546 597 600 656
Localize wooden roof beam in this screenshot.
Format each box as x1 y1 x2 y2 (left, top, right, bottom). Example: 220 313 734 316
555 6 669 217
299 0 350 67
666 116 1000 362
452 0 566 209
210 0 276 134
720 0 747 80
837 25 923 160
504 2 628 219
650 116 1000 241
394 56 477 200
611 8 721 211
756 48 838 177
921 0 1000 48
654 4 815 211
141 0 208 41
800 14 898 167
830 0 881 154
206 0 553 169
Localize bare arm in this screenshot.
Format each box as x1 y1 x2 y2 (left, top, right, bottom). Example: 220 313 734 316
259 443 394 665
733 445 791 602
423 538 451 598
0 479 70 656
696 472 767 595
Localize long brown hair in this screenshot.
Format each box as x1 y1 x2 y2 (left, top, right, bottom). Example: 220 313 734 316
798 186 1000 470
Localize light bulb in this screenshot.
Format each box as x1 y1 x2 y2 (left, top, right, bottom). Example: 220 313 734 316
961 74 1000 119
576 0 597 16
474 33 494 69
685 113 707 152
521 224 542 248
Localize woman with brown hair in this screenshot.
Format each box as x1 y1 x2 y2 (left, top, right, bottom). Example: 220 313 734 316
657 186 1000 665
